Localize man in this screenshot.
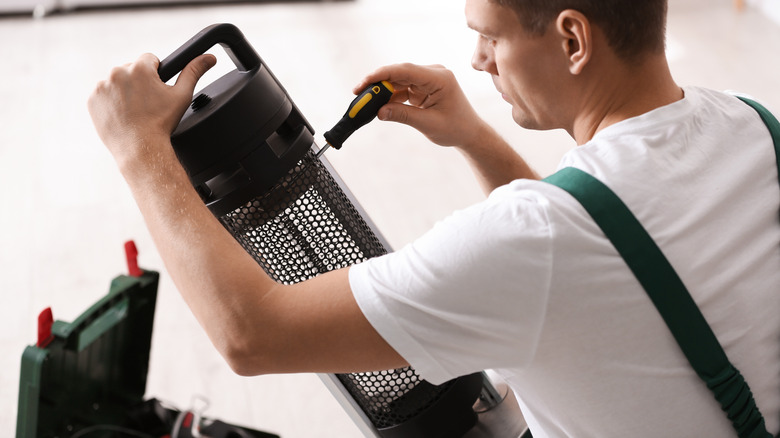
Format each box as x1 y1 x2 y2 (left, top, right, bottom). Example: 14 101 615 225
88 0 780 436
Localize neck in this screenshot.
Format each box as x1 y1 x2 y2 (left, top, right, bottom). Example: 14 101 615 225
570 54 683 145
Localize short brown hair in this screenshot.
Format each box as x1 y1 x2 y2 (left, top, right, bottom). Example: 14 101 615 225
491 0 668 61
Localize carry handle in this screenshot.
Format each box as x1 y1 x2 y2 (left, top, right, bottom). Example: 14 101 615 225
158 23 262 83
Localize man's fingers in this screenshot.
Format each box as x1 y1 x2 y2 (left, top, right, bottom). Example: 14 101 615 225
354 63 443 95
135 53 161 77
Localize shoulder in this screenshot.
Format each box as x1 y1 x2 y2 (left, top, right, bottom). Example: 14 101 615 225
476 178 594 239
462 178 609 265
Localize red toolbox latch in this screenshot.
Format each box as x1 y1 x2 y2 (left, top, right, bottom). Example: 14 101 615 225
124 240 143 277
37 307 53 348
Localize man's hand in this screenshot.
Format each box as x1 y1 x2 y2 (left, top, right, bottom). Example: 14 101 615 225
354 63 492 148
356 63 539 192
87 53 216 171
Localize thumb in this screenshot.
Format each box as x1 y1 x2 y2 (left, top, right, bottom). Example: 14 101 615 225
378 101 453 146
378 102 437 134
174 54 217 92
378 102 419 126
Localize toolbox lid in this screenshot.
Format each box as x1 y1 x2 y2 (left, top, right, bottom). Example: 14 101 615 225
16 268 159 437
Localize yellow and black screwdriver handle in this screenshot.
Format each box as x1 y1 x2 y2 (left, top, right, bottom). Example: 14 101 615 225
323 80 395 150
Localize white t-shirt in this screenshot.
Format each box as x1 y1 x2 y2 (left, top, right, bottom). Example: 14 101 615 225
349 86 780 437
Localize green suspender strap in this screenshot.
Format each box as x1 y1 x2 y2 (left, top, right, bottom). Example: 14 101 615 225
542 96 780 438
739 97 780 188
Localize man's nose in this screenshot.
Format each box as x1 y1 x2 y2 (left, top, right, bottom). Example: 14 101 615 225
471 40 488 71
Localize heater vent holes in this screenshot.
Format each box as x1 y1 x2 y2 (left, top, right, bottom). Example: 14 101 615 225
219 152 383 284
337 370 455 429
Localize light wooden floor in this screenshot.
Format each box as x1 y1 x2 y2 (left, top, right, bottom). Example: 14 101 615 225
1 0 779 436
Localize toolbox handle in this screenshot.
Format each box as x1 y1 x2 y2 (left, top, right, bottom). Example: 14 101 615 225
158 23 262 83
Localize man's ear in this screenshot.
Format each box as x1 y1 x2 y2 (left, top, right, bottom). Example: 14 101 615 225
555 9 592 75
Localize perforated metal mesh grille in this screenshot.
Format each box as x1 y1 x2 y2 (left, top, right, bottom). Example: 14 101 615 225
218 151 453 429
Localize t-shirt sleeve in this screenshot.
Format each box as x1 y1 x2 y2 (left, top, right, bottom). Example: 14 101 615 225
349 181 554 384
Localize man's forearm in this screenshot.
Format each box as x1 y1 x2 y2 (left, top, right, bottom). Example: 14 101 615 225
457 123 540 194
118 137 280 368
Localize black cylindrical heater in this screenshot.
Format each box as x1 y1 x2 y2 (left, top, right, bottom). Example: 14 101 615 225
158 24 484 437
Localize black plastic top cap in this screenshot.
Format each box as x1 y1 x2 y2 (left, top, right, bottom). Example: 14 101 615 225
158 23 262 83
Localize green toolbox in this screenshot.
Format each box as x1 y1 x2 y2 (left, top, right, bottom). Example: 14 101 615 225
16 241 280 438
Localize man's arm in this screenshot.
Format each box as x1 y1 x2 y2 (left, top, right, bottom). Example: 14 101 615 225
354 63 540 194
88 53 407 376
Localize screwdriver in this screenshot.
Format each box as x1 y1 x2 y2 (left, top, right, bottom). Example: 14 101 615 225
317 80 395 158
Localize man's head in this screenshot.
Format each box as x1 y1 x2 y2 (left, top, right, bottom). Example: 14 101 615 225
491 0 668 62
466 0 674 142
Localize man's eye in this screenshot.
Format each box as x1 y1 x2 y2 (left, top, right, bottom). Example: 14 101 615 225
481 35 496 45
